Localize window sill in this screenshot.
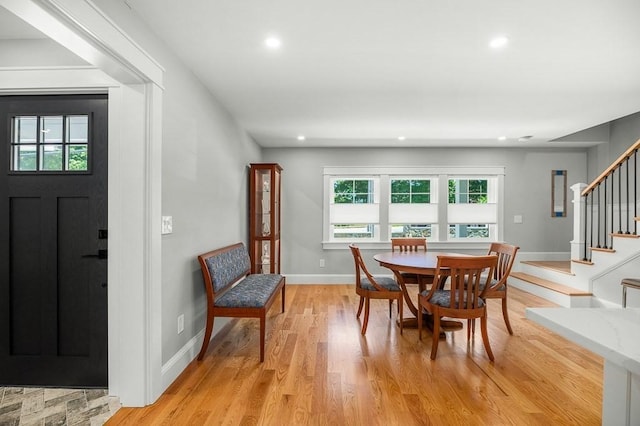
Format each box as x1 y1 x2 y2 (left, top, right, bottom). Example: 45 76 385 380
322 240 496 251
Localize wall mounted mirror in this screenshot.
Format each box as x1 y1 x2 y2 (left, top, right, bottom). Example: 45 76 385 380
551 170 567 217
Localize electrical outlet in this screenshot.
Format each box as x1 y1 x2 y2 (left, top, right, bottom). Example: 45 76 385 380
162 216 173 235
177 314 184 334
319 259 325 268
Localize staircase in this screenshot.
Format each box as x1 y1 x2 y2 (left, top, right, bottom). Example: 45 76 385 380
510 233 640 308
510 139 640 308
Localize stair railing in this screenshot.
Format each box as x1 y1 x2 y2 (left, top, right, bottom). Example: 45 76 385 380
579 138 640 262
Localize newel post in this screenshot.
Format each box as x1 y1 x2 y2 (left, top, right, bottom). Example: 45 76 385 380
571 183 587 260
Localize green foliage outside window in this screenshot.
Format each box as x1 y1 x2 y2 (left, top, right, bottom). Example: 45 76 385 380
449 179 487 203
334 179 372 204
41 146 63 170
391 179 430 203
68 145 88 171
16 147 36 171
449 224 489 238
391 224 431 238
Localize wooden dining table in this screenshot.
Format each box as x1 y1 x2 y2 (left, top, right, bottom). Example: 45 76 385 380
374 251 471 329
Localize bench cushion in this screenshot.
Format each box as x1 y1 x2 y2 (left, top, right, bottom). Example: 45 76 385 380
215 274 284 308
205 244 251 292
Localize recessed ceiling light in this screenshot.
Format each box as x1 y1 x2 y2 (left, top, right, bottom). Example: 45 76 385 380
297 135 305 141
398 136 406 141
497 136 507 141
264 36 282 49
489 36 509 49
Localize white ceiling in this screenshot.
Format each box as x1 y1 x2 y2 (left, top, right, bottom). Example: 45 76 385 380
4 1 640 148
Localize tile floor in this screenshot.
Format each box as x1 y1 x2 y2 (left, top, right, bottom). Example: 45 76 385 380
0 387 120 426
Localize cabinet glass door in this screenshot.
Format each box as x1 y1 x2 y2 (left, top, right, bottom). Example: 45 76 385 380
249 163 282 274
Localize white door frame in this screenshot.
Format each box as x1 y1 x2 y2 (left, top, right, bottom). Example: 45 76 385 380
0 0 164 406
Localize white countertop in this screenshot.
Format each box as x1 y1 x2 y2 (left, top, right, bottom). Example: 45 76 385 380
526 307 640 375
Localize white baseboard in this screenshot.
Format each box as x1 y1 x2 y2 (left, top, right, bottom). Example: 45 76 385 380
284 274 356 284
161 318 232 391
161 330 203 391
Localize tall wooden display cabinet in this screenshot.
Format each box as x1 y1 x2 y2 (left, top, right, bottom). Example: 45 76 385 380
249 163 282 274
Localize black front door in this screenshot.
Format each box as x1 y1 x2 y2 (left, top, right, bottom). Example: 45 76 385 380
0 94 108 387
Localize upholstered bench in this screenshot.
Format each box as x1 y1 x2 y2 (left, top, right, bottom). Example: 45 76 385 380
196 242 285 362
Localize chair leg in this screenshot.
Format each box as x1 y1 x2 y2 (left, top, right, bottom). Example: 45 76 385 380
417 299 423 340
430 315 441 360
398 296 403 335
361 297 370 335
197 313 215 361
356 296 364 318
501 298 514 335
388 299 393 318
480 314 495 361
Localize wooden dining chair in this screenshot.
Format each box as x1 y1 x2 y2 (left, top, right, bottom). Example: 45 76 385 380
390 237 434 288
349 244 404 335
480 242 520 335
418 255 497 361
391 237 427 253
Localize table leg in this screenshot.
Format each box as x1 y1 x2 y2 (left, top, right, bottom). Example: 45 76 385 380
391 270 462 332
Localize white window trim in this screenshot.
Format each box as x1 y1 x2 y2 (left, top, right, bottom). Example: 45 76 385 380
323 166 505 250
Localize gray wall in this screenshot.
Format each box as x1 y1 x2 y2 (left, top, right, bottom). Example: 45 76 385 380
157 54 261 366
587 112 640 182
93 1 263 365
263 147 587 278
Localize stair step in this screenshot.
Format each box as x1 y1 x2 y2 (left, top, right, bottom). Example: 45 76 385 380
510 272 592 296
520 260 573 275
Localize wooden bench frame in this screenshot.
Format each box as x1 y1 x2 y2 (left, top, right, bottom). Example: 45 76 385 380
196 242 286 362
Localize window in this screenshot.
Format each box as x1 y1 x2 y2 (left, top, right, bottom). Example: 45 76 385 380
390 179 430 203
329 178 379 240
449 179 487 203
448 178 497 240
11 115 89 172
389 178 438 239
323 167 504 247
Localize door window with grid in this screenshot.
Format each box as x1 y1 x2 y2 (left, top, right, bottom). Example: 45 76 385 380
11 115 89 172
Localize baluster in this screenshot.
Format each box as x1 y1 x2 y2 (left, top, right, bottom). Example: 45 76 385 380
633 149 638 235
604 175 608 249
625 158 630 234
589 190 596 261
619 163 623 234
597 184 601 248
610 170 615 248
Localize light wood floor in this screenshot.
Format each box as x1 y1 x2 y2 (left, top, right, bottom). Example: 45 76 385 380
107 285 602 425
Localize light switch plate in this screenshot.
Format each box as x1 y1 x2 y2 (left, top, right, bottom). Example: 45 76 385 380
161 216 173 234
514 215 523 224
